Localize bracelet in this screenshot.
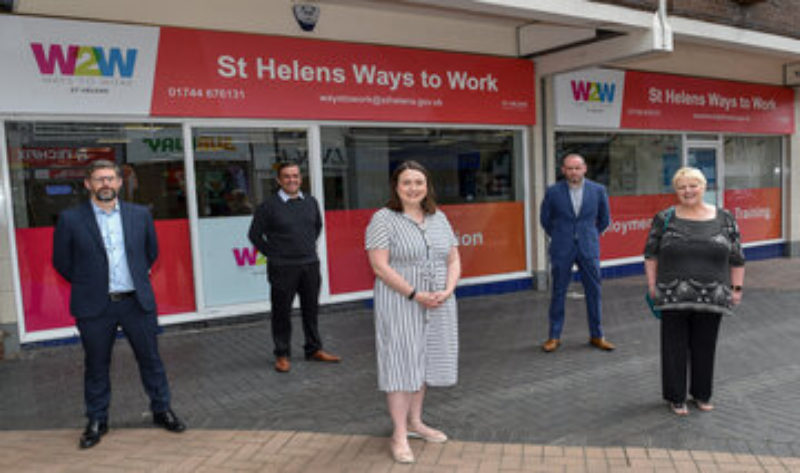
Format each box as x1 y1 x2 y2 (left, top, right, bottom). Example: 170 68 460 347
408 289 417 300
731 285 743 292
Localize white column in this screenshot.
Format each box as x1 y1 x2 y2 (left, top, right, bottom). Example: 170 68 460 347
531 74 553 290
787 88 800 257
0 121 20 356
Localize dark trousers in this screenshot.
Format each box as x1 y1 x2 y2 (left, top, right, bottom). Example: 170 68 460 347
548 249 603 340
267 262 322 358
75 295 171 422
660 310 722 404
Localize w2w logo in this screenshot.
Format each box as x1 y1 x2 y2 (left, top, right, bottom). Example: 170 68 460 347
232 247 266 267
570 80 616 103
30 42 138 78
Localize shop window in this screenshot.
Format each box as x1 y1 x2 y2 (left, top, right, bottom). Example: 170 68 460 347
321 127 524 210
555 132 682 261
6 122 188 227
4 121 194 335
192 128 309 218
321 126 527 294
190 127 308 308
555 132 682 196
723 136 782 242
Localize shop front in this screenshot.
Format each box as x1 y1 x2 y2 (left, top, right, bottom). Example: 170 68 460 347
0 15 535 343
551 68 794 270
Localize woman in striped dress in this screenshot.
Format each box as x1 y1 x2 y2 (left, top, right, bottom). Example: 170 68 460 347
366 160 461 464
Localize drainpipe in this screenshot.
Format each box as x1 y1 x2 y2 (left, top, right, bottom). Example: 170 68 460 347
655 0 672 51
535 1 673 76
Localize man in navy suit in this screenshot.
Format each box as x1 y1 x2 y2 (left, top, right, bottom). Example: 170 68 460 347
539 154 615 353
53 160 186 449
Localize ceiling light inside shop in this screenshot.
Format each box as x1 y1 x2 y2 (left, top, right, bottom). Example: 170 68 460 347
95 138 131 144
123 124 164 132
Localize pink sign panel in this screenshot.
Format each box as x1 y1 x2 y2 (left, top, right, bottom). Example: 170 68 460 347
150 27 535 125
724 187 781 243
601 194 678 261
600 189 782 261
621 70 794 134
556 68 794 134
17 220 196 333
325 202 526 294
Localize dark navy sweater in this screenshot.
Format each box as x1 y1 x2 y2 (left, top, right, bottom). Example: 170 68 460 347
247 193 322 266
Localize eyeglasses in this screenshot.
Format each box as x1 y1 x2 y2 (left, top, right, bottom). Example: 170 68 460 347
90 175 118 184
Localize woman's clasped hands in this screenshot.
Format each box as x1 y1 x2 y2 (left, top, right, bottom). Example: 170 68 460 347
413 290 451 309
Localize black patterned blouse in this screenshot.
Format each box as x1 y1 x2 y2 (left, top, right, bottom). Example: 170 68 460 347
643 207 745 316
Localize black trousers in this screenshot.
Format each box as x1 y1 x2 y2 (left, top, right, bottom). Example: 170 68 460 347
267 262 322 358
660 310 722 404
75 295 171 422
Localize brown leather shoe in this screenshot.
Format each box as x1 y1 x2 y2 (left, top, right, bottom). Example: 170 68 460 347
274 357 291 372
542 339 560 352
306 350 341 362
589 337 616 351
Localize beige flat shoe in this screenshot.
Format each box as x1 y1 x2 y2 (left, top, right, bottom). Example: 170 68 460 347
390 440 415 464
407 426 448 443
691 398 715 412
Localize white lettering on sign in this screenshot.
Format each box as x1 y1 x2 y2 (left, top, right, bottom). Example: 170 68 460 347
665 89 706 106
454 231 485 247
351 64 415 91
706 92 738 111
734 207 771 220
607 218 652 236
255 57 346 84
446 71 498 92
214 54 509 94
751 97 776 111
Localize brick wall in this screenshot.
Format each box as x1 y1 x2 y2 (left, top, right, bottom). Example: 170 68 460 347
592 0 800 39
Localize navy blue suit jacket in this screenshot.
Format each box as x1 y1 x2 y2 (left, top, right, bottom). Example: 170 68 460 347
52 200 159 319
539 179 610 261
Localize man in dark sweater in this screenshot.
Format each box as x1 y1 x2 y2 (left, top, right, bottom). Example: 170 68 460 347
248 161 341 372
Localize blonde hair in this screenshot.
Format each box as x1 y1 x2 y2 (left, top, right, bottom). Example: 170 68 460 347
672 167 707 189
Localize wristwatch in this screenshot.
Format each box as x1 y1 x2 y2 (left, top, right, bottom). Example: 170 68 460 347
731 285 743 292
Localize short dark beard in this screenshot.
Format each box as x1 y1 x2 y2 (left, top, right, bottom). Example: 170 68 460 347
95 189 117 202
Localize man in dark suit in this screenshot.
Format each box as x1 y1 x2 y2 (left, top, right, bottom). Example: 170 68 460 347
539 154 615 353
248 161 340 373
53 160 186 449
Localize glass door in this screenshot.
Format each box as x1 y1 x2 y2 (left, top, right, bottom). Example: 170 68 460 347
189 126 310 309
686 141 722 206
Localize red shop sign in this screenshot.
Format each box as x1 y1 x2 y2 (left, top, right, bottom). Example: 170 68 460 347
621 70 794 134
151 27 535 125
556 68 794 134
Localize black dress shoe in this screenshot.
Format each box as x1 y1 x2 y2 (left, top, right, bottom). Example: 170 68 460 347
153 409 186 433
79 419 108 449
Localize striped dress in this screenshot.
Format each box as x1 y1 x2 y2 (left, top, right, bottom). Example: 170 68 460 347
365 208 459 392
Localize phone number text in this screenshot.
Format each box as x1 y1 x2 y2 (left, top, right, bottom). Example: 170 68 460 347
167 87 246 100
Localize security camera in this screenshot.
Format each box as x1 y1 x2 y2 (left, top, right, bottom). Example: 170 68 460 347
293 4 320 32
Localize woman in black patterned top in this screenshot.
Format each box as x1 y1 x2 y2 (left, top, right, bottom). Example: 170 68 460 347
644 167 745 416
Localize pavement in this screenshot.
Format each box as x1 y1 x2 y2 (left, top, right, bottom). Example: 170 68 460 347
1 258 799 472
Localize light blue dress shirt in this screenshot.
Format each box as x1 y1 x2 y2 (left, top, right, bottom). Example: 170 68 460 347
278 188 304 202
92 201 135 293
569 180 584 216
